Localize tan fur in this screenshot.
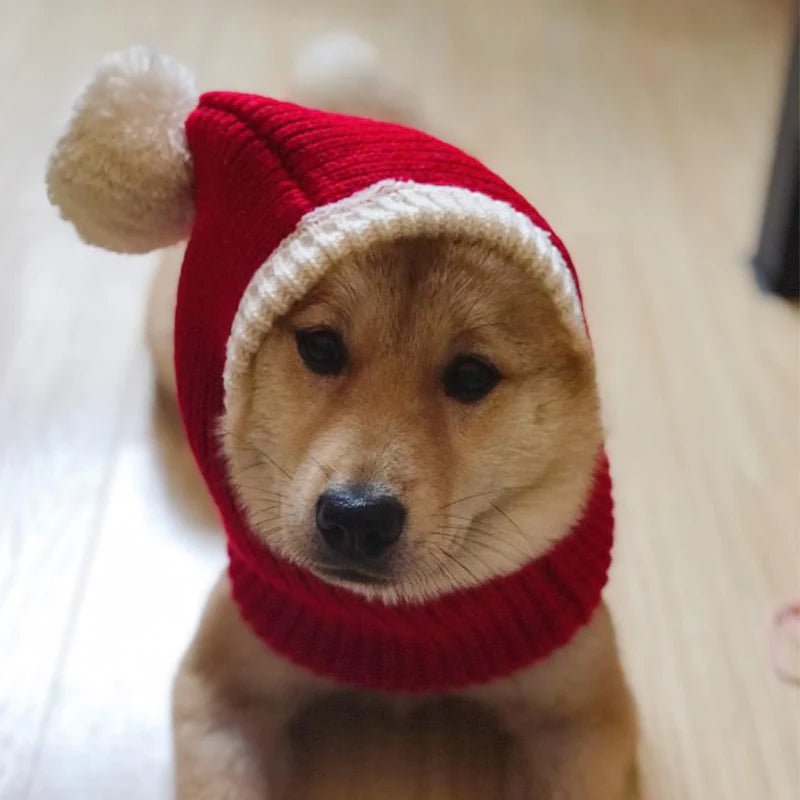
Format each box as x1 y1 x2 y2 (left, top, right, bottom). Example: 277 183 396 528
223 236 602 604
150 235 637 798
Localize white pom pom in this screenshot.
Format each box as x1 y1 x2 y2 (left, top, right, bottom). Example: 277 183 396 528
291 33 416 125
46 47 197 254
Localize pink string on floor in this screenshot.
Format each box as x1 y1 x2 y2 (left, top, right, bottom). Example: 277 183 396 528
772 600 800 686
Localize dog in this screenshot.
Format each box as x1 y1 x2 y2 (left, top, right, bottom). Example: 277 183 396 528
48 40 638 800
149 234 637 799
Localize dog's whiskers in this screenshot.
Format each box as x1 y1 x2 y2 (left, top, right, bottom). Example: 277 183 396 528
226 431 294 482
428 534 508 580
424 548 462 590
427 523 533 564
438 483 536 510
247 490 289 503
307 454 334 481
429 543 482 586
489 501 525 539
432 511 527 545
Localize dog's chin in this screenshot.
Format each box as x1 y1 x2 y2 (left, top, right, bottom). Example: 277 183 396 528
307 560 410 602
313 563 393 587
289 547 443 603
307 558 484 605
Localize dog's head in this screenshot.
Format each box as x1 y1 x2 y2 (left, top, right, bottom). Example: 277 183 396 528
222 235 601 603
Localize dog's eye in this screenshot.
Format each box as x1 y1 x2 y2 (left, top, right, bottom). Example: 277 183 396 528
295 328 347 375
443 355 501 403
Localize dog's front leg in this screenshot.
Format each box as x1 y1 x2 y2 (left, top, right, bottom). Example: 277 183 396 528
469 605 637 800
502 703 637 800
173 664 308 800
172 574 325 799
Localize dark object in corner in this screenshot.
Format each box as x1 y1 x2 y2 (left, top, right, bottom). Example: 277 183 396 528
753 36 798 298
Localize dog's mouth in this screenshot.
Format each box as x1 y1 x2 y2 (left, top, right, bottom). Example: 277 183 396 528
313 563 392 586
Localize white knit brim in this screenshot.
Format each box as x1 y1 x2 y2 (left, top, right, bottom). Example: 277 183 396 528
223 179 585 409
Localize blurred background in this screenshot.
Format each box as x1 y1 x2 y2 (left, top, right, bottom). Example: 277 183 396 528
0 1 797 798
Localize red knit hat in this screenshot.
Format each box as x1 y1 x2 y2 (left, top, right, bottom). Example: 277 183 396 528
47 48 613 693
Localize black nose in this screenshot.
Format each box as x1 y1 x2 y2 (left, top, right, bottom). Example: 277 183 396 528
316 485 406 561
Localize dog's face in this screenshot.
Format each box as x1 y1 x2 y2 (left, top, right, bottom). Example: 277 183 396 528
223 236 602 603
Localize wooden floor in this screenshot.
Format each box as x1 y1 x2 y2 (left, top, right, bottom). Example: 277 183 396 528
1 0 797 798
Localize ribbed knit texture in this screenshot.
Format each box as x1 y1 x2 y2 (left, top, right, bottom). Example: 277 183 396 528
174 93 613 693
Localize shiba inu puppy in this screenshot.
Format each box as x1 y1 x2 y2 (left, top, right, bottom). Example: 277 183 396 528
47 42 637 800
